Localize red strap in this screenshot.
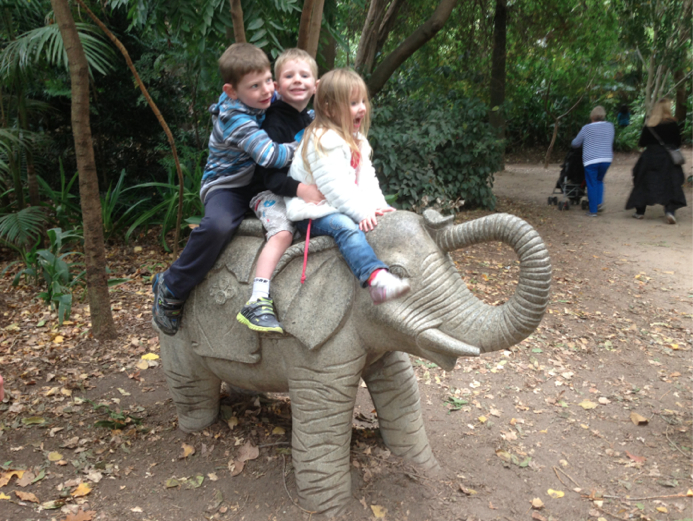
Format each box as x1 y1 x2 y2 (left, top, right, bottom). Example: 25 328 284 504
300 219 312 284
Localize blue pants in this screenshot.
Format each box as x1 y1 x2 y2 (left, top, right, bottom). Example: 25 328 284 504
296 213 387 288
165 185 259 300
584 162 611 214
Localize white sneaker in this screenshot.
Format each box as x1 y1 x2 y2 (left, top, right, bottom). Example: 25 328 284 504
368 270 411 305
666 212 676 224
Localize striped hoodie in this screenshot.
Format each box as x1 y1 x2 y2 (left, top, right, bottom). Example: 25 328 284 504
201 93 297 202
571 121 614 166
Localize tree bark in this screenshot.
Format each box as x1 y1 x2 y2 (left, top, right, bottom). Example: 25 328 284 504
305 0 325 58
489 0 507 168
674 69 687 123
229 0 245 43
50 0 116 339
355 0 388 73
297 0 316 51
367 0 457 97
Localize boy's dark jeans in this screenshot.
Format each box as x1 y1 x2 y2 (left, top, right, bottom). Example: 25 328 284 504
164 185 259 300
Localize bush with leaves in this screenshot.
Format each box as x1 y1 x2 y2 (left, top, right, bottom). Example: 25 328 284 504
369 92 502 212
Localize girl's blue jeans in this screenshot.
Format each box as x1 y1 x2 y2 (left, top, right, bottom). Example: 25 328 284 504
296 213 387 288
584 162 611 214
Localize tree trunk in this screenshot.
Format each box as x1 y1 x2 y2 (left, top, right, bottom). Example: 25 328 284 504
674 69 688 123
367 0 457 97
50 0 116 340
489 0 507 169
297 0 316 51
306 0 325 57
229 0 245 43
355 0 388 73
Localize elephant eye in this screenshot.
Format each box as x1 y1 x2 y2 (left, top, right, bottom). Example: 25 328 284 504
388 264 409 279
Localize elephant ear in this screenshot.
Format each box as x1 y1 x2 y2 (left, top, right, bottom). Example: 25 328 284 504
274 248 355 350
185 235 265 364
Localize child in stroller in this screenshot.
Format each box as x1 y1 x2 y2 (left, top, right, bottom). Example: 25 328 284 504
548 147 588 210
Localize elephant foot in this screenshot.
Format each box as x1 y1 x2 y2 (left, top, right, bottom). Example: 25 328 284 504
363 351 440 471
160 334 221 434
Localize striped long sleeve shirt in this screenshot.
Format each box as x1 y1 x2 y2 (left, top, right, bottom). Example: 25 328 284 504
571 121 615 166
201 94 297 202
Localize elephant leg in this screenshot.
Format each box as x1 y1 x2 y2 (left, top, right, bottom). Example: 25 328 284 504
288 352 364 516
362 351 440 471
160 333 221 433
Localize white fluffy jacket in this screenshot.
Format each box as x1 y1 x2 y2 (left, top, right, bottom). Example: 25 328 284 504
285 129 388 223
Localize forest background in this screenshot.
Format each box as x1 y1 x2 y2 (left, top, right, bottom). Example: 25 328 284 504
0 0 690 339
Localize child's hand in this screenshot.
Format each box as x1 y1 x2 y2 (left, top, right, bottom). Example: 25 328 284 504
375 207 395 216
359 213 378 232
297 183 325 205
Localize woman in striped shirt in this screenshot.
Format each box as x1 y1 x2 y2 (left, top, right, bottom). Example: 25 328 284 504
571 106 615 216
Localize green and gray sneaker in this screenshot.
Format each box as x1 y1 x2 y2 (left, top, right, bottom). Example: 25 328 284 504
236 297 284 333
152 273 185 336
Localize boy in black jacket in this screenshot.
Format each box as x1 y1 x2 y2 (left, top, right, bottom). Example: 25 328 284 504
236 48 323 333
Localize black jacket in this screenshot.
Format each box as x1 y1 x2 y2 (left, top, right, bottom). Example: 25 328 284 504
253 100 313 197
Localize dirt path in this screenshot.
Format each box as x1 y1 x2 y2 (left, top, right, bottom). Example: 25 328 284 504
0 154 691 521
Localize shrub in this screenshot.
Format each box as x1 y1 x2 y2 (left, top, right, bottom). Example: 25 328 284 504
369 93 502 213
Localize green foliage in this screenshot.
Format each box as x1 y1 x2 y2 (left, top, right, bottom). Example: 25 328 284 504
101 169 149 241
125 153 205 250
370 93 501 213
37 161 81 230
0 205 46 249
614 111 645 152
35 228 85 324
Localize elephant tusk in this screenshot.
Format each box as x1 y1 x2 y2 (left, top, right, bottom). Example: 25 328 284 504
417 329 480 358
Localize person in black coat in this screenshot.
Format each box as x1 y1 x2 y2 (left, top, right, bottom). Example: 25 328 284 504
625 98 687 224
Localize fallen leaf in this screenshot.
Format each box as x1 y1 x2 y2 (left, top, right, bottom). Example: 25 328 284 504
117 388 130 396
656 507 668 513
531 498 544 509
578 400 598 410
48 452 64 462
186 475 204 489
136 360 149 371
16 471 35 487
181 443 195 458
207 472 218 481
15 490 39 503
459 484 477 495
532 512 547 521
141 353 160 360
63 509 96 521
630 412 648 425
229 460 244 477
236 441 259 462
40 499 65 510
272 426 285 435
0 493 9 500
131 507 143 513
625 451 646 464
0 470 24 487
22 416 46 426
227 417 239 430
165 478 180 488
547 489 564 498
71 483 92 497
370 505 387 518
478 415 488 423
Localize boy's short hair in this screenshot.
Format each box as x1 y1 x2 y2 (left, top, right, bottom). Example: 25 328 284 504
274 48 318 80
218 43 271 87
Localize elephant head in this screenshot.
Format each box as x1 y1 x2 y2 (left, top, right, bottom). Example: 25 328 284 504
352 210 551 370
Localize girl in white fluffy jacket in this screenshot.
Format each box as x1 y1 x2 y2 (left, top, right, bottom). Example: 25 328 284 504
285 69 410 304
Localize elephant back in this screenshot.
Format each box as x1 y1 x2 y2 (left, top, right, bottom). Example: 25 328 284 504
183 219 356 363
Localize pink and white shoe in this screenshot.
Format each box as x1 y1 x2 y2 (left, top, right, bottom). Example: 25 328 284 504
368 270 411 304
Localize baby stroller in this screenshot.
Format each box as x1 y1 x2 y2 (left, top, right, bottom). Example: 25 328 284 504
548 147 588 211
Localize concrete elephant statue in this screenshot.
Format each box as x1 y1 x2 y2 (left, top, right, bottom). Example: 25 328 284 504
156 209 551 516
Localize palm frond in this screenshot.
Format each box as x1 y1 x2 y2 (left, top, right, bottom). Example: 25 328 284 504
0 206 47 247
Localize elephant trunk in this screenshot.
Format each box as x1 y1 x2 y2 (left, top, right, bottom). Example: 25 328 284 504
428 211 551 353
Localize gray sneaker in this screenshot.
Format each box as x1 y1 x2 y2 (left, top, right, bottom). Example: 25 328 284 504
152 273 185 335
368 270 411 305
666 212 676 224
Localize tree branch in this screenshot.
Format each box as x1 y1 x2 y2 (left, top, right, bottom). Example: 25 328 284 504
367 0 457 96
229 0 245 43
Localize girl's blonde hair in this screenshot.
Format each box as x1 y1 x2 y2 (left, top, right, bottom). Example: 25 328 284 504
301 68 371 170
647 98 675 127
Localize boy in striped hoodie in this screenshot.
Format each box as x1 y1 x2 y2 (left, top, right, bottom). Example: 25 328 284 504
152 43 297 336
